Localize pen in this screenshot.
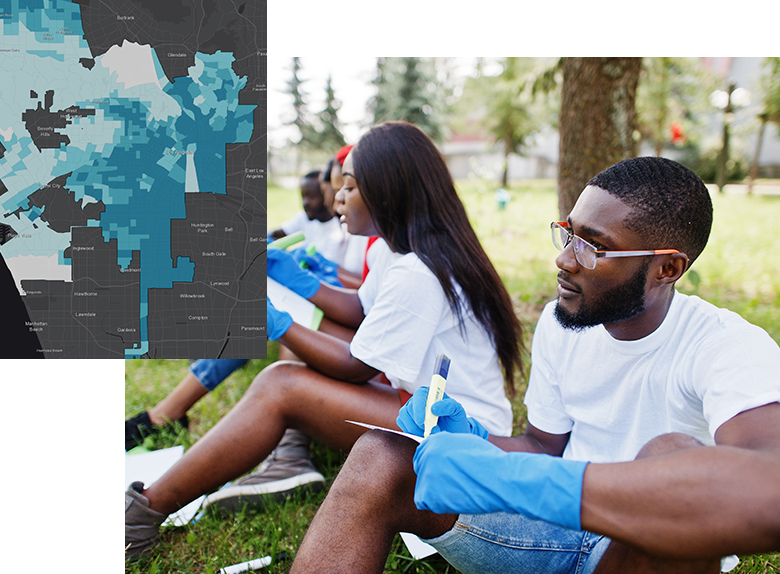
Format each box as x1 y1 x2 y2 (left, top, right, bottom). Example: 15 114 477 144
423 354 451 438
218 552 286 574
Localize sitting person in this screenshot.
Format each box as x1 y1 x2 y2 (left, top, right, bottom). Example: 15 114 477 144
290 156 780 574
268 169 344 264
125 121 524 559
290 154 366 289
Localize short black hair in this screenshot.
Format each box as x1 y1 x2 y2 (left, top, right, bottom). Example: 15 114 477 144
322 158 335 182
588 157 713 267
303 170 321 180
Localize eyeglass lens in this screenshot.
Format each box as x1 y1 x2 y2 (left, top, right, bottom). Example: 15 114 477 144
552 223 596 269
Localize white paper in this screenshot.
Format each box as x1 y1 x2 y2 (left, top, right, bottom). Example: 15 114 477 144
125 446 205 526
399 532 438 560
344 420 423 443
268 277 323 330
125 445 184 489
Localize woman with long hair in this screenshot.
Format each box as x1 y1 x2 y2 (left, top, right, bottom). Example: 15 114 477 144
125 121 523 559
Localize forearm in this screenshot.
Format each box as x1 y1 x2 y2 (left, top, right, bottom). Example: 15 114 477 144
309 283 365 329
280 323 378 383
337 268 363 290
489 425 569 456
581 446 780 558
489 434 560 454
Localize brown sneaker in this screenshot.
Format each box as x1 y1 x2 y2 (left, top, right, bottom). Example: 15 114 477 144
125 482 167 560
203 429 325 515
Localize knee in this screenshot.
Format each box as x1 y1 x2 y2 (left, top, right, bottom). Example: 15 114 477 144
635 433 705 460
333 430 418 500
244 360 308 403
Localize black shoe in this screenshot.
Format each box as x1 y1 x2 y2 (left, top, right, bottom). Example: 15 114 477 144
125 411 189 451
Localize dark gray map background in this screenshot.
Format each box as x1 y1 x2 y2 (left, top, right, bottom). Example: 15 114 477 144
0 0 267 358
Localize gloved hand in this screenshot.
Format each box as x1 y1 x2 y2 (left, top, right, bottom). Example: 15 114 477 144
267 248 321 298
267 299 293 341
413 432 588 531
290 248 342 287
396 387 489 440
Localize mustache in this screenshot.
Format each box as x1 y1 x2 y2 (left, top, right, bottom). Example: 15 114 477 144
557 271 581 293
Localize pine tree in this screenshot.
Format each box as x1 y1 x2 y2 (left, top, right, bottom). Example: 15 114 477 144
316 75 347 151
285 57 318 148
396 58 442 142
369 58 443 142
370 57 392 124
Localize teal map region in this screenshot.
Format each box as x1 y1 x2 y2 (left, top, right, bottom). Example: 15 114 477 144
0 0 267 358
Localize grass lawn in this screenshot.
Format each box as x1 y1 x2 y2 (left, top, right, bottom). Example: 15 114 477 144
126 179 780 573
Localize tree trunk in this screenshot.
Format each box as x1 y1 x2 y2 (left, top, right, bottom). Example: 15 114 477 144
502 146 509 187
747 114 767 195
557 58 642 219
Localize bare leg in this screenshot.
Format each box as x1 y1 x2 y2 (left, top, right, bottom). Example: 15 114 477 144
593 434 720 574
142 361 403 515
146 318 352 426
292 430 456 574
147 371 208 425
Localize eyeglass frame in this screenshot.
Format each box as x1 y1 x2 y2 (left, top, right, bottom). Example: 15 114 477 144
551 221 685 270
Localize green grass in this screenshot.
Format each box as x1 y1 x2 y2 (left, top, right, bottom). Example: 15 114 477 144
126 179 780 573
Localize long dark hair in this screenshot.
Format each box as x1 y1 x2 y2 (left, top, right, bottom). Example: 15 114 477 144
351 121 523 393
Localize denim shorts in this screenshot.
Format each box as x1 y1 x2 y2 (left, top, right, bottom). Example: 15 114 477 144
189 359 249 391
422 512 610 574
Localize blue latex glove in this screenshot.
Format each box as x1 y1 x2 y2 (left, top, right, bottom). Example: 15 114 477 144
396 387 489 440
267 248 321 298
413 432 588 531
290 248 342 287
267 299 293 341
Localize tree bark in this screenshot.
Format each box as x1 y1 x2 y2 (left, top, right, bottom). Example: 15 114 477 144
747 114 767 195
557 58 642 219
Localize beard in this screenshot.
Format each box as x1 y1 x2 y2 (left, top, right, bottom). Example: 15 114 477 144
554 259 650 331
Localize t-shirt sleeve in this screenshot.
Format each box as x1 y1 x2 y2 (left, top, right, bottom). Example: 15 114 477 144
524 304 575 435
350 260 445 383
694 321 780 437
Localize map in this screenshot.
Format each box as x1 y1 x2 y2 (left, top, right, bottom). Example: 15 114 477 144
0 0 267 358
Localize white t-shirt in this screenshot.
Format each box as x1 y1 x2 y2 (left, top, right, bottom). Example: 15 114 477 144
350 251 513 436
280 211 344 264
340 226 369 276
365 237 388 274
525 292 780 463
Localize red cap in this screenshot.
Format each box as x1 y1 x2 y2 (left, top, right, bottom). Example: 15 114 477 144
335 144 354 165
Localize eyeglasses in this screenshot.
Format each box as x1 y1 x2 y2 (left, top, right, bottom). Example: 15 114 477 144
551 221 684 270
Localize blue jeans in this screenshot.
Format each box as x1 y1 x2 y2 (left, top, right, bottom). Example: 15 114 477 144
423 512 610 574
189 359 249 391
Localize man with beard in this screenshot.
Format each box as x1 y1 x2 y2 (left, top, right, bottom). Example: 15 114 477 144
290 157 780 574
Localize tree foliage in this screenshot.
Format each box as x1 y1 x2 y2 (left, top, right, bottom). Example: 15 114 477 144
485 58 544 186
315 75 347 151
635 58 713 156
368 57 444 142
284 57 319 148
760 57 780 133
449 58 559 186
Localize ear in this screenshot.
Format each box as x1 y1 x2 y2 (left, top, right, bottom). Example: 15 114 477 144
654 253 688 285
